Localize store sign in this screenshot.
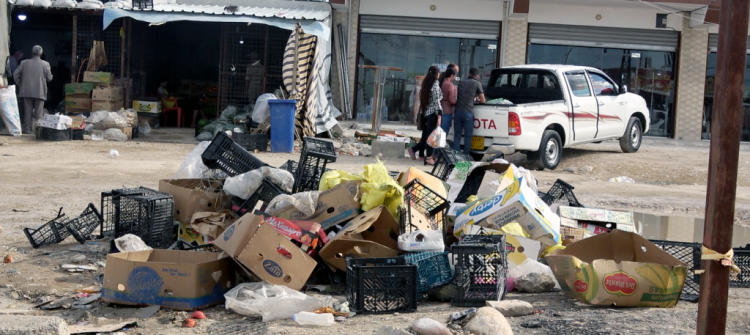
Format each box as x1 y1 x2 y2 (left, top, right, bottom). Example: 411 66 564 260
631 53 641 59
488 44 497 50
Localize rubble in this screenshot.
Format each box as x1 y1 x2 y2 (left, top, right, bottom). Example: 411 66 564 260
0 315 69 335
410 318 451 335
514 273 557 293
486 300 534 317
463 307 514 335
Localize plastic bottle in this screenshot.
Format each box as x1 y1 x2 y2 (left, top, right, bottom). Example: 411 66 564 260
292 312 334 326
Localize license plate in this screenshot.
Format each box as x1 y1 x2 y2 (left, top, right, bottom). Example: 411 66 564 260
471 136 485 150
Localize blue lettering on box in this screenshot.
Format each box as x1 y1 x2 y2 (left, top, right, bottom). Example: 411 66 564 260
469 195 504 216
263 260 283 278
127 267 164 305
223 225 235 241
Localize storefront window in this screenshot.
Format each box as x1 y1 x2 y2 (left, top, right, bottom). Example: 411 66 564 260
528 44 676 137
703 53 750 141
357 34 497 121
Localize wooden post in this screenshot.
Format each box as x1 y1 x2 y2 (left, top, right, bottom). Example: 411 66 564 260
120 20 125 79
696 1 750 334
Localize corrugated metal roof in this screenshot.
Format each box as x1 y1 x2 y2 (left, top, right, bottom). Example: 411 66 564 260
130 3 330 21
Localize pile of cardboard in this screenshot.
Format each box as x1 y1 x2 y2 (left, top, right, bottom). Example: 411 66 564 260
65 72 122 114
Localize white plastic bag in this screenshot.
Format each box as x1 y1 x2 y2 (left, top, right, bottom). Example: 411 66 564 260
86 110 108 123
103 0 123 8
224 282 331 322
427 127 447 148
0 85 22 136
224 169 263 199
513 165 538 195
103 128 128 141
251 93 278 124
174 141 227 179
15 0 33 5
114 234 151 252
138 121 151 136
266 192 319 216
77 0 103 8
397 230 445 252
36 0 52 7
52 0 76 7
507 258 560 289
103 112 128 129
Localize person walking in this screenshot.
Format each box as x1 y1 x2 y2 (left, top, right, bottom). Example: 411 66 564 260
439 67 457 134
13 45 52 134
408 66 442 165
454 68 485 156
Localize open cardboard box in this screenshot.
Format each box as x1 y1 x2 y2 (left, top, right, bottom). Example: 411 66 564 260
545 230 688 308
102 250 235 310
159 179 232 224
213 213 263 257
270 181 362 230
318 206 400 272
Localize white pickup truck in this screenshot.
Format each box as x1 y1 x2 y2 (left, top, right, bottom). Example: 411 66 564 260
456 65 650 170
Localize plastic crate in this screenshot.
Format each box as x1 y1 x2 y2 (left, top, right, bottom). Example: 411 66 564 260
293 138 337 193
279 160 298 175
232 132 269 151
301 137 337 162
23 208 69 248
173 240 220 253
128 194 176 249
400 179 450 234
732 245 750 288
346 257 418 314
454 169 486 204
451 234 508 307
233 178 290 216
538 179 583 207
37 127 72 141
201 131 268 177
649 240 701 299
72 129 85 140
66 203 104 244
430 148 472 181
401 251 453 293
100 187 161 237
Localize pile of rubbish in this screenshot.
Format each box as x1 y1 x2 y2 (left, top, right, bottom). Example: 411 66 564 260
19 131 750 332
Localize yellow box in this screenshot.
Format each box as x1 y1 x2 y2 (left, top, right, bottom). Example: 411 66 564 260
83 71 113 86
92 86 123 101
133 100 161 113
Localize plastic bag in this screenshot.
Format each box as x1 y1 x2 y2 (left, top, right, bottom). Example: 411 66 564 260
427 127 447 148
15 0 33 5
224 282 331 322
196 131 213 141
320 160 403 217
36 0 52 7
114 234 151 252
507 258 560 289
251 93 278 123
174 141 228 179
117 0 131 9
138 121 151 136
118 109 138 127
103 128 128 141
220 106 239 121
224 167 294 200
77 0 103 8
103 0 122 8
102 112 128 129
266 192 319 217
86 110 108 123
0 85 22 136
397 230 444 252
513 165 538 195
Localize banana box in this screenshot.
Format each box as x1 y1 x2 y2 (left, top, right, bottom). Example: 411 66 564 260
545 230 688 308
454 180 561 246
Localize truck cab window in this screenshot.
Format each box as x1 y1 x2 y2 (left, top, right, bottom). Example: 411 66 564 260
565 72 591 97
588 73 617 96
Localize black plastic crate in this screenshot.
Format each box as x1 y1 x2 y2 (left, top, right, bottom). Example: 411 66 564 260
649 240 701 299
538 179 583 207
127 194 175 249
293 138 337 193
279 160 298 175
451 234 508 307
430 148 472 181
454 169 486 204
201 131 268 177
66 203 104 244
72 129 85 140
731 245 750 288
37 127 72 141
24 208 69 248
232 132 268 151
301 137 337 162
346 257 418 314
100 187 160 237
233 178 290 216
400 179 450 234
173 240 220 253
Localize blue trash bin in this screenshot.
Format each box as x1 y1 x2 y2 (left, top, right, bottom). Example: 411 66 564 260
268 99 296 153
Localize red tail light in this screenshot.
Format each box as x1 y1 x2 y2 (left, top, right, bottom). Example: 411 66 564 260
508 112 521 136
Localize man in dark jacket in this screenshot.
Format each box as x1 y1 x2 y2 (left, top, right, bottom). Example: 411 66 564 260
14 45 53 133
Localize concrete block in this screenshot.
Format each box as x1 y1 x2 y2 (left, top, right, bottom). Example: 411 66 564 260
0 315 69 335
375 325 411 335
371 140 406 159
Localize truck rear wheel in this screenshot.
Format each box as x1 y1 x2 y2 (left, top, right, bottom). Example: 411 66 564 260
619 117 642 153
536 130 562 170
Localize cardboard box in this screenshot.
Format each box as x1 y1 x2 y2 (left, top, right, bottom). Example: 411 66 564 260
69 116 85 130
101 250 235 310
446 203 466 233
121 126 133 140
133 100 162 114
65 96 92 110
190 212 232 240
237 224 317 291
474 164 517 199
92 100 124 112
545 230 688 308
398 167 447 198
83 71 113 86
455 181 561 246
579 223 612 236
270 181 362 230
44 114 72 125
561 226 586 245
318 206 400 272
213 213 263 257
92 86 124 101
177 222 209 247
37 120 68 130
64 82 96 95
558 206 636 233
159 179 232 224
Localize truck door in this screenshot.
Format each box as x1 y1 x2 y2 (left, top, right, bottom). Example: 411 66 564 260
587 71 626 138
564 71 598 142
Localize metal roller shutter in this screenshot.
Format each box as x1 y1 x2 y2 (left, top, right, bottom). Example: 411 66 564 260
529 23 679 52
360 15 500 40
708 33 750 53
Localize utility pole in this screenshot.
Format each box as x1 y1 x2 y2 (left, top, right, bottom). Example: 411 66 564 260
696 1 749 334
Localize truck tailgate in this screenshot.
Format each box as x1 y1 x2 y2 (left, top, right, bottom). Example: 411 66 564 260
472 105 509 138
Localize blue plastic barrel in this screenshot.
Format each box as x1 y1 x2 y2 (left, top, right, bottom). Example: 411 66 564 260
268 99 296 153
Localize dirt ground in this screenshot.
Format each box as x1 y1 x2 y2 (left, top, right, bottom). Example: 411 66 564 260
0 129 749 334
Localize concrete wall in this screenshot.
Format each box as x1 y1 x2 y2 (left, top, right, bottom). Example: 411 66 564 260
528 0 683 31
674 17 709 141
359 0 503 21
503 16 528 67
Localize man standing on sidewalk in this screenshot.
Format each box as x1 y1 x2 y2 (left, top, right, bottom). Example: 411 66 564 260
14 45 52 133
454 68 485 156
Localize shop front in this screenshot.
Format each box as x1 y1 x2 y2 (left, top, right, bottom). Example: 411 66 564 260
356 15 500 122
526 23 679 138
703 34 750 141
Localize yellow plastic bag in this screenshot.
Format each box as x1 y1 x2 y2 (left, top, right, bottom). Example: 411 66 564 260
319 170 363 191
318 160 404 217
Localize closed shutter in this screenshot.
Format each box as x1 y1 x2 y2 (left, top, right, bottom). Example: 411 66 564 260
360 15 499 40
708 33 750 53
529 23 679 52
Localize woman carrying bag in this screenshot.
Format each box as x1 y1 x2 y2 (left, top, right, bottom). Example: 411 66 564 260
408 66 442 165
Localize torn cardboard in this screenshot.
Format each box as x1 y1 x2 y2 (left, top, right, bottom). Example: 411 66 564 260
398 167 447 198
545 230 688 308
558 206 636 233
159 179 232 224
190 212 231 240
213 213 263 257
102 250 235 310
319 206 399 272
271 181 362 230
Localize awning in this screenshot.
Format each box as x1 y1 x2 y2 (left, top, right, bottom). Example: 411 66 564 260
103 1 331 40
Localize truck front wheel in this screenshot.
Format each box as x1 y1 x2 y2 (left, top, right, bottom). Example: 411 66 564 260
619 117 642 153
534 130 562 170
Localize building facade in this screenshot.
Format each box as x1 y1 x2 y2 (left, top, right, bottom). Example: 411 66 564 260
331 0 736 141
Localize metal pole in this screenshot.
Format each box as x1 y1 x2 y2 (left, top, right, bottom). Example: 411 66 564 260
696 1 749 334
71 15 77 83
